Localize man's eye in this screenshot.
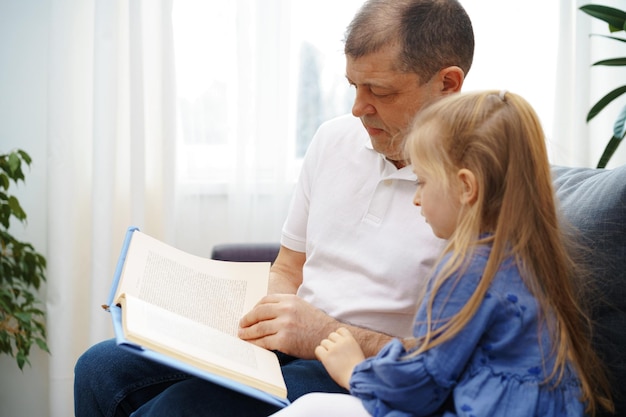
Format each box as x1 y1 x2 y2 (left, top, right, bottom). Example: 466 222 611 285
371 90 398 101
371 90 389 98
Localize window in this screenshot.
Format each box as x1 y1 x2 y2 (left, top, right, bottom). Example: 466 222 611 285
172 1 364 191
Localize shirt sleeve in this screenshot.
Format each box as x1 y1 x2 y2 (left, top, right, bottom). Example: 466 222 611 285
279 124 323 252
349 255 499 416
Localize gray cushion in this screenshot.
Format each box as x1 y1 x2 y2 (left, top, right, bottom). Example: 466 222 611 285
552 164 626 415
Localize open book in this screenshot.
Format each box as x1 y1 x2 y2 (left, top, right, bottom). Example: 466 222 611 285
105 227 289 408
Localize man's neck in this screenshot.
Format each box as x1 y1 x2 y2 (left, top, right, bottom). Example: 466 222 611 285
389 159 408 169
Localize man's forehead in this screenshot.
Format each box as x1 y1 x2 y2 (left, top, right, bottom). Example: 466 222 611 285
345 53 418 88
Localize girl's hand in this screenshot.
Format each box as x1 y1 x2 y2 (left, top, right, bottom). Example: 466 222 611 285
315 327 366 389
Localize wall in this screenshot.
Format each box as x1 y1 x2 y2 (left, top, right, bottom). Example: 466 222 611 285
0 0 51 416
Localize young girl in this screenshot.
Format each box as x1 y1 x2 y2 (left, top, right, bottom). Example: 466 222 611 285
270 90 613 417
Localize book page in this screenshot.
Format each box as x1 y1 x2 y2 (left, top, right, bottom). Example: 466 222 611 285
121 294 287 398
115 231 270 336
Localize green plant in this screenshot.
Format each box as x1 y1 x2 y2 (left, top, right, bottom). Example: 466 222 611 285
580 4 626 168
0 149 48 369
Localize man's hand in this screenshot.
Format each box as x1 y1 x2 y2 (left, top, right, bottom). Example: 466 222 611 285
238 245 394 359
238 293 337 358
315 327 365 389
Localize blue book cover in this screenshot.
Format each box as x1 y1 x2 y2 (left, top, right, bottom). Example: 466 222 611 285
105 226 290 408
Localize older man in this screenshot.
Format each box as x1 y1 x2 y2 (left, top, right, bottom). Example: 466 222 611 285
74 1 474 415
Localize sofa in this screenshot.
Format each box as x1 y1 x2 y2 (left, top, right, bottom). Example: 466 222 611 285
552 164 625 416
211 164 626 416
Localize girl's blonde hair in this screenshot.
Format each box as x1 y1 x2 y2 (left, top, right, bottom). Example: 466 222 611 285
404 90 613 415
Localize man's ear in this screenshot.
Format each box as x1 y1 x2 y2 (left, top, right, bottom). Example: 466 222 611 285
457 168 478 205
439 66 464 94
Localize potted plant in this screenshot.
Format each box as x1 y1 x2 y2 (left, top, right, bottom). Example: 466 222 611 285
0 149 48 369
579 4 626 168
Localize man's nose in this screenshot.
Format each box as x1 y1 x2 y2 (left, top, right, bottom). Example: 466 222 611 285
351 90 375 117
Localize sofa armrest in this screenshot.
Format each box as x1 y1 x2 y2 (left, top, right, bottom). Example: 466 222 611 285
210 243 280 264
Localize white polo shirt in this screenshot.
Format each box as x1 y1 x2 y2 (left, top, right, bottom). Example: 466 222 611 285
281 114 445 338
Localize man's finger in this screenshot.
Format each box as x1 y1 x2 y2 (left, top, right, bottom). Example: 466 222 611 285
239 302 279 328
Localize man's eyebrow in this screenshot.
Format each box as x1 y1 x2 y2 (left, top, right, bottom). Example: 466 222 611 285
344 75 394 90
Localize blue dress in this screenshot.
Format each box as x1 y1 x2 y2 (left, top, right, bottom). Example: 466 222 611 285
349 247 584 417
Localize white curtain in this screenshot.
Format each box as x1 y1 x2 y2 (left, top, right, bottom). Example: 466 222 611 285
47 0 176 415
170 0 294 256
170 0 362 257
37 0 625 416
45 1 361 415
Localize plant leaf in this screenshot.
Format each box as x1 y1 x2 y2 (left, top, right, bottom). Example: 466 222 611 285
590 34 626 43
8 153 20 175
8 196 26 222
580 5 626 30
596 104 626 168
592 57 626 66
35 338 50 353
0 148 48 370
16 351 31 370
587 85 626 122
16 150 31 166
0 174 8 191
613 103 626 139
597 135 622 168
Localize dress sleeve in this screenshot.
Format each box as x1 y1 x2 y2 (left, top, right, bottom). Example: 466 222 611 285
350 256 500 416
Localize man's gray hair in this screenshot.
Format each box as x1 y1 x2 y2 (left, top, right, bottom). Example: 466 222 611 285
344 0 474 83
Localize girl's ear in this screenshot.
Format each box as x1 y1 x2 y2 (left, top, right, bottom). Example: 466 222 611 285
457 168 478 205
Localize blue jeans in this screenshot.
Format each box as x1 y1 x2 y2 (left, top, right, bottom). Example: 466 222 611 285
74 339 348 417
